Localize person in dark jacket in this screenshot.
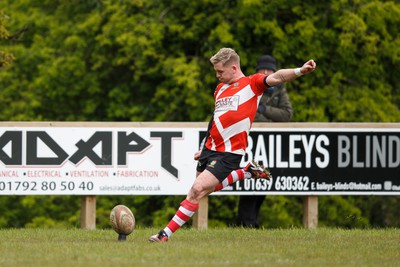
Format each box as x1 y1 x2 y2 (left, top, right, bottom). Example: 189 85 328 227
237 54 293 228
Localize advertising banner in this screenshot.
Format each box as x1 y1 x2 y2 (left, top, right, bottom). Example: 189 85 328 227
217 127 400 195
0 124 399 195
0 127 200 195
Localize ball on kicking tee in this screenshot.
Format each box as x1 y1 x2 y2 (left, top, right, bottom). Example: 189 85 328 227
110 204 135 241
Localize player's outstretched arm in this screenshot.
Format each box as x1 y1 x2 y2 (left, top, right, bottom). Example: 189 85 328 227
266 59 316 87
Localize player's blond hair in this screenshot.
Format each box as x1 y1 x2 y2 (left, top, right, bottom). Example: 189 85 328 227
210 48 240 66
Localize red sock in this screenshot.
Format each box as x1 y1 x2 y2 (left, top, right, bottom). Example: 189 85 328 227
164 199 199 236
214 169 245 192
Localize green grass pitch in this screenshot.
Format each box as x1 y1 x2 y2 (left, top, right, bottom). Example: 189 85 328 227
1 227 399 267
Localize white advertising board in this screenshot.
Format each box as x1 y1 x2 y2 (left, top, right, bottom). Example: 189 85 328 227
0 127 201 195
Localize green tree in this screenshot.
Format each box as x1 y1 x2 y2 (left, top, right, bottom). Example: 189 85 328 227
1 0 399 122
0 9 14 67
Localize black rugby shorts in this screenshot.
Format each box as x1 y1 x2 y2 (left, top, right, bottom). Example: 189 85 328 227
196 147 242 182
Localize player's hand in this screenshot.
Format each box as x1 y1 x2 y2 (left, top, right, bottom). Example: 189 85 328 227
194 150 201 160
300 59 316 75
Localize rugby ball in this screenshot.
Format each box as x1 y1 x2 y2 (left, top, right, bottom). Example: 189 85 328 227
110 204 135 235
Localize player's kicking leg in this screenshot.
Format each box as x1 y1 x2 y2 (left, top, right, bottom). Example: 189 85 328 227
149 170 218 243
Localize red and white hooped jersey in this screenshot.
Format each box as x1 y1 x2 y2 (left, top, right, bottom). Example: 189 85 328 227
205 73 268 155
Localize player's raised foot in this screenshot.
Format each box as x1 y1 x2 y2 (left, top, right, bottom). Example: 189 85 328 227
148 229 169 243
244 160 272 179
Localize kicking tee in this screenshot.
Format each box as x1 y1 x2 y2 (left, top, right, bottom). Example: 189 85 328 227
205 73 268 155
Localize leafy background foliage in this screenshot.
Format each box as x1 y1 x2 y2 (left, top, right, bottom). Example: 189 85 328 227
0 0 399 229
